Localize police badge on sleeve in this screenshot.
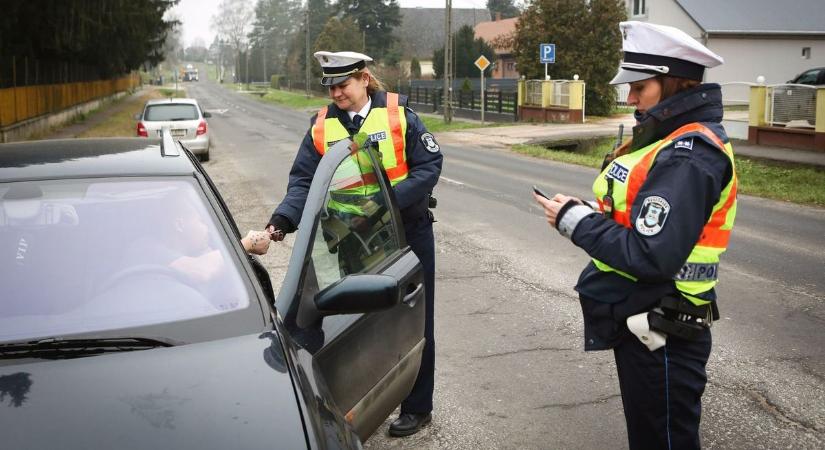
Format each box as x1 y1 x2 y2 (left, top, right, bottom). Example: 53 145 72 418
635 195 670 236
421 133 440 153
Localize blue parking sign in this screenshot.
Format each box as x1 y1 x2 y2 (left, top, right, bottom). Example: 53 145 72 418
540 43 555 64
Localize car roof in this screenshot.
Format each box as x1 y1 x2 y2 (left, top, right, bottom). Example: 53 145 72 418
0 138 197 183
145 98 200 106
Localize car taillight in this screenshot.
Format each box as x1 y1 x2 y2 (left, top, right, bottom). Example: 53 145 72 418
136 122 148 137
196 120 207 136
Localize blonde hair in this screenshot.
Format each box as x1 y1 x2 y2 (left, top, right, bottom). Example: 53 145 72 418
354 68 386 95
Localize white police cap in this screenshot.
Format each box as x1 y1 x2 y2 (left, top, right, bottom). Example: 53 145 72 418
314 51 374 86
610 21 724 85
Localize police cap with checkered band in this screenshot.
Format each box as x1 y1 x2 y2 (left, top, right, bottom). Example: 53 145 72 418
314 51 374 86
610 21 724 85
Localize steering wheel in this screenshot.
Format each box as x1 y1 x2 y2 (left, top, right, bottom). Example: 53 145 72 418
95 264 191 295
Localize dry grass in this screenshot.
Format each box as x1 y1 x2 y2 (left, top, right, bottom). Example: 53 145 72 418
76 88 178 138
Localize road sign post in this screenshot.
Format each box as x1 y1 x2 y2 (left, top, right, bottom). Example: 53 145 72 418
540 43 556 80
474 55 491 124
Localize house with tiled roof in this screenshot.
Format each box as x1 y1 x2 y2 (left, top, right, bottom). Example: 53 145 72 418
474 15 519 79
625 0 825 84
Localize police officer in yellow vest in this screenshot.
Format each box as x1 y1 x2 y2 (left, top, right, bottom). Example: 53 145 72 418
266 51 442 437
533 22 736 449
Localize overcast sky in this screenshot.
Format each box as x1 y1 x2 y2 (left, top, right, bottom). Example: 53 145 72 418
173 0 503 47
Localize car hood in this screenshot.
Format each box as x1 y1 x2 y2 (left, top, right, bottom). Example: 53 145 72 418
0 332 307 450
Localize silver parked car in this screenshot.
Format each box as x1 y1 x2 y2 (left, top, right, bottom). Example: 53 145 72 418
136 98 211 161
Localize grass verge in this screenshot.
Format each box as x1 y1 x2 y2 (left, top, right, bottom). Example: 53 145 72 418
76 88 170 138
420 115 497 133
259 89 329 110
513 140 825 207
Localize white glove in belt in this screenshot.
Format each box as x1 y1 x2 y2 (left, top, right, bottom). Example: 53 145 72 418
627 310 667 351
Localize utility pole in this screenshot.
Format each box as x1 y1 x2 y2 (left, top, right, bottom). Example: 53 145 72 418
262 33 267 84
305 7 311 98
443 0 453 123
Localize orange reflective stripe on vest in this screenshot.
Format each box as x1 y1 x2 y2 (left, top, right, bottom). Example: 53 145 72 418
386 92 406 168
313 106 328 154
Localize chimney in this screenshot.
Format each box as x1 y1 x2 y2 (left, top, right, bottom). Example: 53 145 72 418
495 12 501 21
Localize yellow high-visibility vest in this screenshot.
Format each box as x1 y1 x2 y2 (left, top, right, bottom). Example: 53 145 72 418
592 123 738 305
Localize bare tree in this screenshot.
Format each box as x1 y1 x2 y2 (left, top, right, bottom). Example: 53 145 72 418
211 0 255 82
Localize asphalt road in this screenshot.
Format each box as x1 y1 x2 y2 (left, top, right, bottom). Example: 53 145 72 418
185 78 825 449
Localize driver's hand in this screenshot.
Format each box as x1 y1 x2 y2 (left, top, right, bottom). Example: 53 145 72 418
350 215 369 232
170 250 225 283
243 230 271 255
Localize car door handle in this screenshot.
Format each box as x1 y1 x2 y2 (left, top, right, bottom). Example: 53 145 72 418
402 283 424 307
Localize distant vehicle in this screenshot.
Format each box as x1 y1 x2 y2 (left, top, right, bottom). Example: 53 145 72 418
136 98 211 161
772 68 823 127
787 67 825 85
0 132 425 448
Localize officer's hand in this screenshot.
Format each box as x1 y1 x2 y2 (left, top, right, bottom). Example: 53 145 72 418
265 224 285 242
534 193 575 228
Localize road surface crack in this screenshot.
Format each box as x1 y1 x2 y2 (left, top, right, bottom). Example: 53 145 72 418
535 394 621 410
473 346 574 359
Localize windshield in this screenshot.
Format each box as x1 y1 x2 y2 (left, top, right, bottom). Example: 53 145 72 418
144 104 199 121
0 178 251 343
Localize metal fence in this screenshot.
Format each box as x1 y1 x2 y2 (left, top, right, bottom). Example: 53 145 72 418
401 86 518 120
718 82 755 107
615 84 629 106
525 80 542 106
553 81 570 107
766 84 817 128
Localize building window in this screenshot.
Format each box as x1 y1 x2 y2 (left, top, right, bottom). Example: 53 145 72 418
632 0 646 16
802 47 811 59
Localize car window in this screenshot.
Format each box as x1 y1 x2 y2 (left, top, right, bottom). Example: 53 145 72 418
144 104 199 121
310 147 401 291
0 178 250 343
795 70 820 85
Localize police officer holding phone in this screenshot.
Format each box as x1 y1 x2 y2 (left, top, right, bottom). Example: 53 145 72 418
534 22 737 449
266 51 442 437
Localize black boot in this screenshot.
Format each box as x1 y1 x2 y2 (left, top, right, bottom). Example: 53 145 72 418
388 412 432 437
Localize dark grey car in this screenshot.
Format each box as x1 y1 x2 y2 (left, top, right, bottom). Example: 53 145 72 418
0 133 425 449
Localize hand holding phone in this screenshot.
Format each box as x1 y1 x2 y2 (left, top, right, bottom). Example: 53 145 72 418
532 185 551 200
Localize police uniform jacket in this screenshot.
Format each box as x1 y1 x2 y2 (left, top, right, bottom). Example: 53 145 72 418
558 84 733 350
270 91 443 231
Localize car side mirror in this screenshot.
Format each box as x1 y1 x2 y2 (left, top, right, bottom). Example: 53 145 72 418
133 113 142 120
314 274 398 316
203 112 212 118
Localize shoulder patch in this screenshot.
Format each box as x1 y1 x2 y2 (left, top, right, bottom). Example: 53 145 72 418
606 162 629 183
674 137 693 151
635 195 670 236
421 133 440 153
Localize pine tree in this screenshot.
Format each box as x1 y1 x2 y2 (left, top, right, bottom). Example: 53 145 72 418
487 0 520 19
335 0 401 61
433 25 496 79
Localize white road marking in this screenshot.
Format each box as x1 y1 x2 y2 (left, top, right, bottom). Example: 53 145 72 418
440 176 465 186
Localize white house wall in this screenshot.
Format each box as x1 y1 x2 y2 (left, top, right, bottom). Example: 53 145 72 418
706 38 825 84
636 0 704 38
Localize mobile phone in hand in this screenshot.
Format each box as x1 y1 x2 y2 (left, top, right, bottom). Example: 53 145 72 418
532 185 551 200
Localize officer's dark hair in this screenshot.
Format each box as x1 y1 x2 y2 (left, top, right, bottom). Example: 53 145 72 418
608 75 703 161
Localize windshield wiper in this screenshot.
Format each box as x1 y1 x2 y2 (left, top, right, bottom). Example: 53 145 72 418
0 337 175 360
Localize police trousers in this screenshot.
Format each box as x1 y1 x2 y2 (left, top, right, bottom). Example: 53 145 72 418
400 215 435 414
613 327 712 450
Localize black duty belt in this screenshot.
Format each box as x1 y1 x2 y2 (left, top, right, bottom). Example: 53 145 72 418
648 295 713 341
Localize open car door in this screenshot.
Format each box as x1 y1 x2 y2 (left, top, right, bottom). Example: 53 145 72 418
276 136 426 442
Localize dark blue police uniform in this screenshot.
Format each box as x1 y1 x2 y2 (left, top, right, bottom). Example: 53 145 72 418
559 84 732 449
268 90 442 417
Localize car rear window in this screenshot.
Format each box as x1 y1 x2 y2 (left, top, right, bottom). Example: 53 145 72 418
0 178 251 343
144 104 199 121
